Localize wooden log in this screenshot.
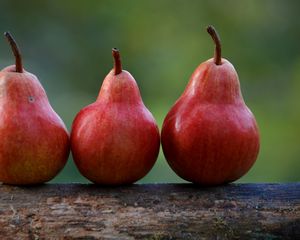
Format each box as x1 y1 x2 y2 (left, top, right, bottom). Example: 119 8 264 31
0 183 299 239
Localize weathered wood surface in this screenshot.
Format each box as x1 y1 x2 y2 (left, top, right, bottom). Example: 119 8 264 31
0 183 299 239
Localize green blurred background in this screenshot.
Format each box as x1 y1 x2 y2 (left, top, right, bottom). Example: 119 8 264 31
0 0 299 183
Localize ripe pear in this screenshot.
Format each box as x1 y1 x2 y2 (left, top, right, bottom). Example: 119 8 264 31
161 26 260 185
0 32 70 185
71 48 160 185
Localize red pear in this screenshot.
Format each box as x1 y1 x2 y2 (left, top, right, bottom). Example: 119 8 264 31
71 48 160 185
0 32 70 185
161 26 260 185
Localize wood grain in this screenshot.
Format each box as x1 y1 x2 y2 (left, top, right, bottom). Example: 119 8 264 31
0 183 299 239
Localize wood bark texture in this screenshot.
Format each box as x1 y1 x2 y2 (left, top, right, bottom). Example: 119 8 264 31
0 183 299 239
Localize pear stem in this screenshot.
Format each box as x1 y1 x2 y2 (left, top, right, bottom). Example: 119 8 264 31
4 32 23 73
112 48 122 75
206 25 222 65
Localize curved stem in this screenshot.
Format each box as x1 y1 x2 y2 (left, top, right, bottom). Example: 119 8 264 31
4 32 23 73
206 25 222 65
112 48 122 75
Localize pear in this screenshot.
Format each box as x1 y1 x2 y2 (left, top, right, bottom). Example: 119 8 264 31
161 26 260 185
0 32 70 185
71 48 160 185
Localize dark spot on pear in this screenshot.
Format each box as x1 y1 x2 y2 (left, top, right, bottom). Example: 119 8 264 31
28 96 35 103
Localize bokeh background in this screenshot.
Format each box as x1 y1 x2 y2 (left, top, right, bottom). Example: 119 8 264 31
0 0 299 183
